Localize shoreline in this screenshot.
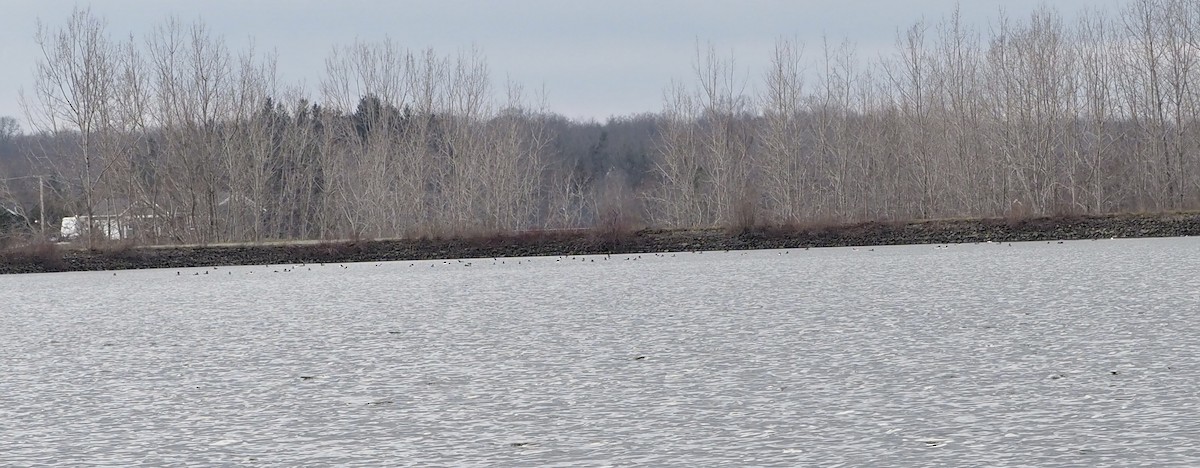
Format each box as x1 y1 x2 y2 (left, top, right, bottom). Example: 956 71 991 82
3 212 1199 275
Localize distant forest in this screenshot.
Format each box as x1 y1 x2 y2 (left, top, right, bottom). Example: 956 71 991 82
3 1 1200 245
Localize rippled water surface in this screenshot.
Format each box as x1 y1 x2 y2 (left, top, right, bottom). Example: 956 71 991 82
3 238 1200 466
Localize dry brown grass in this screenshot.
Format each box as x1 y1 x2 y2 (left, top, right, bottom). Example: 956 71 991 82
2 240 66 271
590 208 639 250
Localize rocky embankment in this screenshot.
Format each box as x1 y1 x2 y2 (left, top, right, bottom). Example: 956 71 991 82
3 212 1199 274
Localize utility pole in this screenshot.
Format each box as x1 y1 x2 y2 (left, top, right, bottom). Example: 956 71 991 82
38 175 45 237
1 174 50 238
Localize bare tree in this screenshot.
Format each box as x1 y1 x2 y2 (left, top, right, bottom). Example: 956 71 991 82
809 36 863 220
983 7 1076 215
1120 0 1173 210
933 7 988 216
759 38 807 223
24 6 117 245
649 44 755 228
0 117 19 143
1075 7 1121 213
884 19 941 218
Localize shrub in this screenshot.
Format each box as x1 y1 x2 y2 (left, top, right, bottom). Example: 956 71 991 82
4 240 66 271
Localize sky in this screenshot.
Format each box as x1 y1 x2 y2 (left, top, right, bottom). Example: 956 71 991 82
0 0 1125 127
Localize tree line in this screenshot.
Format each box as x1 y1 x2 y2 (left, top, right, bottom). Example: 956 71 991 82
2 1 1199 245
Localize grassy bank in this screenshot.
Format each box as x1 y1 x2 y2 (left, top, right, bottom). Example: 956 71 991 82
3 211 1199 275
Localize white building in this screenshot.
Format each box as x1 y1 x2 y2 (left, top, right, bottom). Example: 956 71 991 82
60 214 129 240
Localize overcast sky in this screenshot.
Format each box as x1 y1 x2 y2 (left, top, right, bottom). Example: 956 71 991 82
1 0 1126 126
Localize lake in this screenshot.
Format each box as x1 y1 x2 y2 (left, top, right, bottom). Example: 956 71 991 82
2 238 1199 466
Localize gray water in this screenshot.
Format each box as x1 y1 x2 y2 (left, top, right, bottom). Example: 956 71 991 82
2 238 1199 466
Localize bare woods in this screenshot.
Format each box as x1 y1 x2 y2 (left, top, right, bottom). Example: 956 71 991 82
6 1 1200 247
17 10 548 244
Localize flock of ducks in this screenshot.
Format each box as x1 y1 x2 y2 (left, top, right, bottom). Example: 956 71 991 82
147 238 1083 277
